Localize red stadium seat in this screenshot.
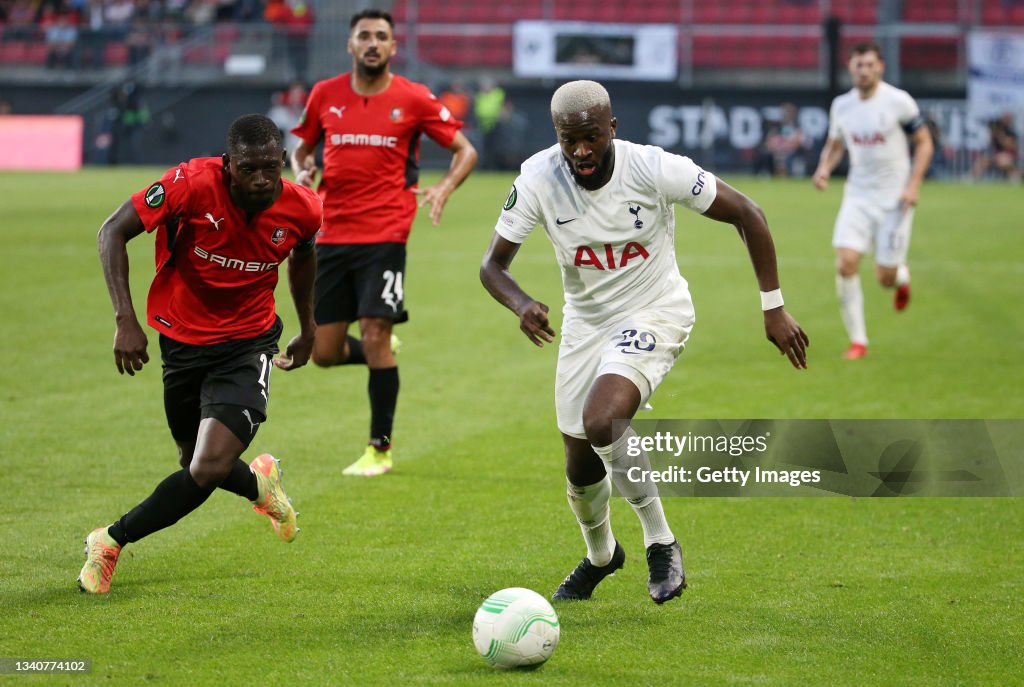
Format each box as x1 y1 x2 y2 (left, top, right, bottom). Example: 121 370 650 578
903 0 958 22
0 42 29 63
691 35 819 69
391 0 407 21
417 33 512 67
831 0 879 24
981 0 1024 24
901 37 959 69
213 25 240 43
103 42 128 65
689 0 839 24
182 45 224 64
25 42 47 65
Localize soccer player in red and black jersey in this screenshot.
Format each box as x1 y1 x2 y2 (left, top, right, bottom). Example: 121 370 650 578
291 9 477 477
78 114 323 594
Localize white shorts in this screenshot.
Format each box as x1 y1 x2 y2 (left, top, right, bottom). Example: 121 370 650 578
555 299 694 439
832 196 914 267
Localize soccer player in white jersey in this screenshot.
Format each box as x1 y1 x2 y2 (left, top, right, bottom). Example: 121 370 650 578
480 80 809 604
813 41 933 360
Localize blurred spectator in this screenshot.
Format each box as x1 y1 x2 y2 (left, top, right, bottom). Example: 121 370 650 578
164 0 191 21
99 81 151 164
267 80 307 154
265 0 313 81
125 16 152 65
972 114 1021 182
474 78 505 170
753 121 782 176
44 11 79 69
6 0 40 39
754 103 806 177
187 0 216 25
79 0 110 68
0 100 13 115
492 99 530 171
231 0 264 22
104 0 134 37
439 79 471 123
775 102 806 176
924 114 947 179
214 0 236 21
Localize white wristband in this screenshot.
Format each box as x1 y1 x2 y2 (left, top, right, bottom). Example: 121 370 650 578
760 289 784 311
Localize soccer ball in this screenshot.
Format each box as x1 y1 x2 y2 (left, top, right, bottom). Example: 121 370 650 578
472 587 560 669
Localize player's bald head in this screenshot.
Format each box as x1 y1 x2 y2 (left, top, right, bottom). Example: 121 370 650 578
226 114 283 157
550 80 611 123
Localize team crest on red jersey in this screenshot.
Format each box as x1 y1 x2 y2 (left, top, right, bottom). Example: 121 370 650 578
271 227 288 244
389 108 402 122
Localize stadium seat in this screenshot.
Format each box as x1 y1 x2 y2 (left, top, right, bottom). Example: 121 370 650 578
25 42 47 65
0 42 29 63
213 25 240 43
391 0 407 21
901 37 959 69
692 0 829 24
776 3 820 24
104 42 129 65
182 45 229 65
691 35 819 69
212 44 230 63
417 33 512 67
550 0 677 22
831 0 879 24
981 0 1024 24
903 0 958 22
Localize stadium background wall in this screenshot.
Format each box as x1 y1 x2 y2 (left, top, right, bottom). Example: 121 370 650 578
2 83 962 171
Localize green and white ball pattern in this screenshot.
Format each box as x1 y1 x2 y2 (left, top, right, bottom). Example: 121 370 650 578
473 587 560 669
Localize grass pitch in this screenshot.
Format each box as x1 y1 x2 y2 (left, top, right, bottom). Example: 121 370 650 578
0 169 1021 685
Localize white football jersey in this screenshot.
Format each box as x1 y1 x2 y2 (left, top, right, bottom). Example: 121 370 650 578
495 139 717 324
828 81 923 206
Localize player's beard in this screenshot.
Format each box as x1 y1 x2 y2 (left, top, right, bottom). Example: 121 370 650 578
357 57 389 79
233 183 280 213
570 145 615 191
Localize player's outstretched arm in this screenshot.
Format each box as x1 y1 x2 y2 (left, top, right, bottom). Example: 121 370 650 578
480 232 555 347
813 137 845 190
274 243 317 371
98 200 150 376
702 181 809 369
290 139 319 189
413 131 478 226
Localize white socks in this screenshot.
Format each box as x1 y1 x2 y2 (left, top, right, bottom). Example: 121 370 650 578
566 476 616 566
896 264 911 287
836 273 868 345
591 427 675 548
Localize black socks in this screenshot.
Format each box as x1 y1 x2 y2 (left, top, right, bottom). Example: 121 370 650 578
218 458 259 501
368 366 399 450
340 335 367 365
108 470 215 546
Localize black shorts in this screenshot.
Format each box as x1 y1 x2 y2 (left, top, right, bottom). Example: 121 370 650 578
314 242 409 325
160 318 282 446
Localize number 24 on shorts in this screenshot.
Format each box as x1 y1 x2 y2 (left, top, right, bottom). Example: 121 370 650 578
616 329 656 355
381 270 404 312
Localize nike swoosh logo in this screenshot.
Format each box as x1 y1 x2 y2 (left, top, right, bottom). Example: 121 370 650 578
555 217 577 225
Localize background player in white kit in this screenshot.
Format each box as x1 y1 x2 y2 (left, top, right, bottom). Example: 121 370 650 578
480 81 809 604
813 42 934 360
